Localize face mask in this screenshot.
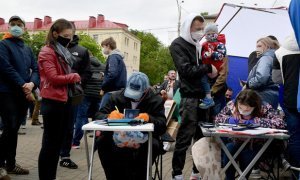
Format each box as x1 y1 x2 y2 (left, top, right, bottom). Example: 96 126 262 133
205 33 218 42
10 25 24 37
238 107 254 116
57 36 71 47
102 48 110 55
191 30 204 41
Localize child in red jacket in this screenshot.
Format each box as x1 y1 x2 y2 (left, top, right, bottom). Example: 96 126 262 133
199 23 227 109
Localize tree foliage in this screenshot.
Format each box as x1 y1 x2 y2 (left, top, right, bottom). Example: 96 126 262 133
130 30 175 85
77 32 105 62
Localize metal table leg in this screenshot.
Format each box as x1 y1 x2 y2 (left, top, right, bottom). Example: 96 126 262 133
147 132 153 180
88 130 96 180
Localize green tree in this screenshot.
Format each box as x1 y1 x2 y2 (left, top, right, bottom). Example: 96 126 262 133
130 30 175 85
77 32 105 62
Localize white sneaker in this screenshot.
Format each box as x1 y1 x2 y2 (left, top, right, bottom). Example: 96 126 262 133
190 172 201 180
250 169 261 179
172 174 184 180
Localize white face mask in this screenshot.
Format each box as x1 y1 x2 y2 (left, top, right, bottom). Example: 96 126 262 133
238 107 254 116
191 30 204 41
102 48 110 55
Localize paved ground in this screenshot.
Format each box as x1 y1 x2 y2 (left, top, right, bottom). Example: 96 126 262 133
8 118 194 180
4 118 293 180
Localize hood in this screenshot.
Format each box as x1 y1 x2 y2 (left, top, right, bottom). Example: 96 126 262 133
180 13 204 46
2 32 13 39
68 35 79 47
90 56 101 67
275 32 300 60
110 49 125 58
282 33 300 52
262 49 275 57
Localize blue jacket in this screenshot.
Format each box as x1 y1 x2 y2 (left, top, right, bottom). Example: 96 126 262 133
0 38 39 93
102 49 127 92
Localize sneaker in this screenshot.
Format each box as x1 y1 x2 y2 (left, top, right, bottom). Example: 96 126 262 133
71 145 80 149
59 159 78 169
7 164 29 175
250 169 261 179
161 132 175 142
31 121 42 126
199 97 215 109
172 174 184 180
0 168 10 180
18 129 26 135
190 172 201 180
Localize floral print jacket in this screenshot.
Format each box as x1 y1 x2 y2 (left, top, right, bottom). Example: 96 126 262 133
215 101 286 129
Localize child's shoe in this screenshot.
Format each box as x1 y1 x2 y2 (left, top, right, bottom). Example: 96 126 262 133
199 97 215 109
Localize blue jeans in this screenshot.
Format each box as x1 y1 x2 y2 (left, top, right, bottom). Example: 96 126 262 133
200 75 211 94
284 108 300 178
100 92 111 109
222 142 259 180
73 96 101 146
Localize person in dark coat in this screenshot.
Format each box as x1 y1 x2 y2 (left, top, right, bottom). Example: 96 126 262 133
99 37 127 109
96 72 166 180
0 15 39 176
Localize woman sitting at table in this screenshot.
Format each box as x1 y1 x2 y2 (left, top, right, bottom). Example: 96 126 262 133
215 89 285 180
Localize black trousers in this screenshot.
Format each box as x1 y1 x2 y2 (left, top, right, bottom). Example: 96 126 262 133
97 132 160 180
172 98 207 176
0 92 28 169
38 99 72 180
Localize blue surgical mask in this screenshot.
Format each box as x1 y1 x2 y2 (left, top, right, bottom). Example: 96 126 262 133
10 25 24 37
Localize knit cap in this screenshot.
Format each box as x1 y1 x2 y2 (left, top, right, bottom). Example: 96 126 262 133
204 23 218 34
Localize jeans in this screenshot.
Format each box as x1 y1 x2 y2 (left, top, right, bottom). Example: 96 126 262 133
38 99 72 180
200 75 211 94
59 105 78 158
172 98 207 176
100 92 112 109
73 96 101 146
284 108 300 178
222 142 259 180
210 93 226 118
0 92 28 169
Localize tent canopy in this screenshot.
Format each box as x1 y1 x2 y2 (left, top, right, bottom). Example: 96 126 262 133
215 3 293 58
212 3 293 97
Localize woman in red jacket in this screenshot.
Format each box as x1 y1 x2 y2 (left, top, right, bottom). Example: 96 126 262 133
37 19 81 180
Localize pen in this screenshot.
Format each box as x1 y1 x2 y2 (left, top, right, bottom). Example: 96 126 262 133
115 105 119 113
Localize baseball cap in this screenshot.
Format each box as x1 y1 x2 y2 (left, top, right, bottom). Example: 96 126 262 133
9 15 25 26
124 72 150 100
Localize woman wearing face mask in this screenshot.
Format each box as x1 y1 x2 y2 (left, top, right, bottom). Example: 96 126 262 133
37 19 81 180
245 37 280 109
214 89 285 179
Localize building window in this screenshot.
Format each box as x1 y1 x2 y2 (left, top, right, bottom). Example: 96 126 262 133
93 34 98 41
124 52 129 60
125 37 129 46
133 56 137 64
134 42 138 50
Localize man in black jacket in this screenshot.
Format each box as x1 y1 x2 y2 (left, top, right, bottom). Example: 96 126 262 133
169 13 218 180
72 52 105 148
275 33 300 176
59 33 91 169
95 72 166 180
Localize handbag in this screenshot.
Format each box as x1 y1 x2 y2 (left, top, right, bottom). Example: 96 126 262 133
55 44 84 105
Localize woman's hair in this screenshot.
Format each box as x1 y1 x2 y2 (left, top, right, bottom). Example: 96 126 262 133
45 19 73 45
234 89 262 118
257 37 280 50
101 37 116 50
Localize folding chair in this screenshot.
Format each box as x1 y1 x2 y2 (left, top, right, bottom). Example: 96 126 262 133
153 100 177 180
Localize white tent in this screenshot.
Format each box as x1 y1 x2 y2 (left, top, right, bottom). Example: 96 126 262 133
213 3 293 97
215 3 293 57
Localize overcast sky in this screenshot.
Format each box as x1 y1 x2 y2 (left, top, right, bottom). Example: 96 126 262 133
1 0 291 45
